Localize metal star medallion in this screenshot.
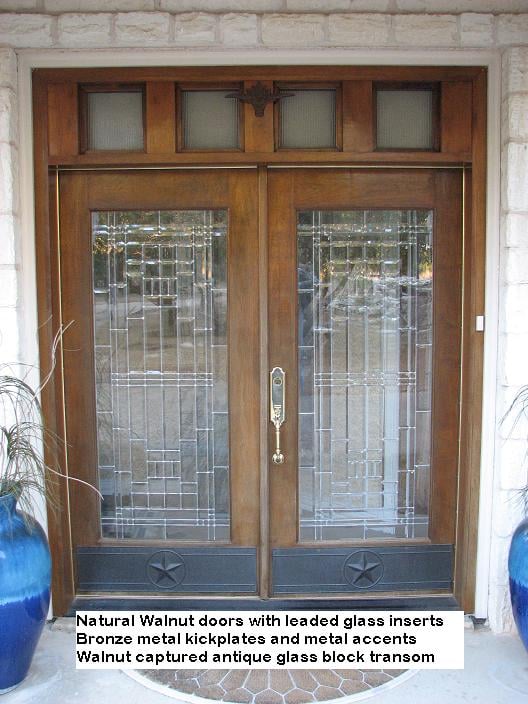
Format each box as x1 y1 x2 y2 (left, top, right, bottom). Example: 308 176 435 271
344 550 384 589
147 551 185 589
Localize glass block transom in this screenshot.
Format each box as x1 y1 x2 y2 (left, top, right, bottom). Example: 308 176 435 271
86 91 144 152
181 91 240 150
280 89 337 149
376 89 434 150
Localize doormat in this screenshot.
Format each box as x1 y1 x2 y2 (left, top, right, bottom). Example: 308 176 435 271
125 668 414 703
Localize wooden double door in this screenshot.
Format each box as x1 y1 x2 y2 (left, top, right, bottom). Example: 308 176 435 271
58 167 462 607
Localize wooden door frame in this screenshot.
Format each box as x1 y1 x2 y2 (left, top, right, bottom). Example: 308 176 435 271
32 66 486 615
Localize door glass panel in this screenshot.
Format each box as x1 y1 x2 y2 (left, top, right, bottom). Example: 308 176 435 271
298 210 433 541
92 209 229 541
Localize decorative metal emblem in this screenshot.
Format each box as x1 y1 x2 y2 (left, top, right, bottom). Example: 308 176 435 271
147 550 185 589
226 82 294 117
344 550 384 589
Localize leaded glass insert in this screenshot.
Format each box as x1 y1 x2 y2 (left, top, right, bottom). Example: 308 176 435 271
92 210 229 541
298 210 433 541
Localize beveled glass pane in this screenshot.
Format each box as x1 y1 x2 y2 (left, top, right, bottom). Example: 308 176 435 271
182 91 240 150
87 92 144 151
298 210 433 541
376 89 433 150
280 90 336 149
92 209 229 540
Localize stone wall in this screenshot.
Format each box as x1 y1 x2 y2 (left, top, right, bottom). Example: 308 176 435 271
490 46 528 632
1 1 528 13
0 47 18 371
1 1 528 634
0 8 527 48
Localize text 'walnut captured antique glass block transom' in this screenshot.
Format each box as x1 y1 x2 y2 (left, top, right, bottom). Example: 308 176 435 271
298 210 433 541
92 210 229 540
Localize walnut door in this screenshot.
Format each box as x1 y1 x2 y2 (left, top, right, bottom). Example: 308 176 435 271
58 169 260 596
268 169 462 596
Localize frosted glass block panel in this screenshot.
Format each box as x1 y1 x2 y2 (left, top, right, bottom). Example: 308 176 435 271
92 209 229 541
182 91 240 150
298 209 433 542
376 89 434 150
87 91 144 151
280 90 336 149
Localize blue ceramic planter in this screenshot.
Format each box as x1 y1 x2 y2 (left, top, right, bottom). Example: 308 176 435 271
509 517 528 653
0 494 51 693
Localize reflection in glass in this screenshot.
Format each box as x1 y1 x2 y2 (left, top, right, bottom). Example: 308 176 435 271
92 210 229 540
298 210 433 541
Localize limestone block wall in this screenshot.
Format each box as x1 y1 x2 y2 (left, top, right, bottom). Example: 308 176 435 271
0 1 528 634
0 47 18 370
490 45 528 633
0 6 526 49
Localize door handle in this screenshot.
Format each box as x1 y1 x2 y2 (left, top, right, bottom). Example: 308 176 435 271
270 367 285 465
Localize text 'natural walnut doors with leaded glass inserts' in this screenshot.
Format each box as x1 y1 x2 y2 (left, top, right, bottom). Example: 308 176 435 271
59 170 260 594
269 169 462 595
58 167 462 599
